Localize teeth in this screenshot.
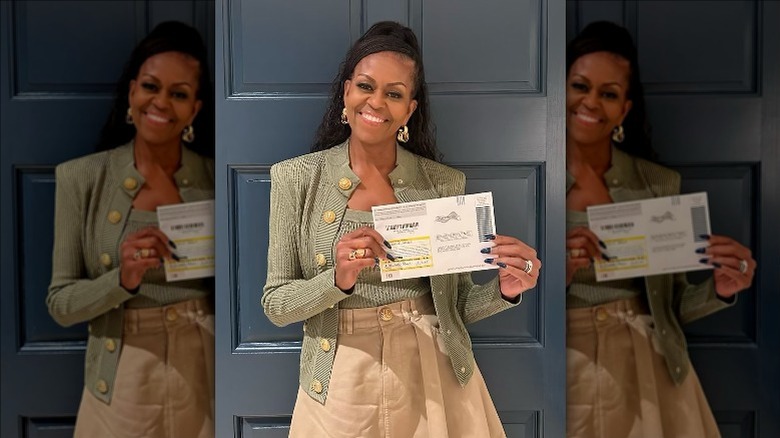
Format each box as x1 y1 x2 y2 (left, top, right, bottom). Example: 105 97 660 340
146 113 169 123
576 113 599 123
361 113 384 123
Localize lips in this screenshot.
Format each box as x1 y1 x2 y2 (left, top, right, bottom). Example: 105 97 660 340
358 111 387 126
572 111 600 125
143 111 172 126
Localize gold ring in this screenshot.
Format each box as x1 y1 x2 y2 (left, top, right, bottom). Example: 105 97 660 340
133 250 142 260
134 248 151 260
348 248 367 260
739 259 748 274
523 259 533 274
568 248 584 258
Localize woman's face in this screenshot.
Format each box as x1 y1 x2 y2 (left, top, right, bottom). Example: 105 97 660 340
566 51 633 148
343 51 418 148
128 51 202 148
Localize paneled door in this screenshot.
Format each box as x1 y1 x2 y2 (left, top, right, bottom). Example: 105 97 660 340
568 1 780 436
215 1 567 437
0 1 213 436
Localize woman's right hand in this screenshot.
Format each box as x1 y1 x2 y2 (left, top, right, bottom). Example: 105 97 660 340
119 227 176 291
565 226 605 286
334 227 391 292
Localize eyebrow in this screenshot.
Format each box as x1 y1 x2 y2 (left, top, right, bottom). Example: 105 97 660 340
571 74 624 88
356 73 409 88
140 73 194 88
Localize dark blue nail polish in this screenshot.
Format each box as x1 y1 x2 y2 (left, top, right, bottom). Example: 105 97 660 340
497 262 508 268
695 247 706 254
484 234 496 240
601 254 611 261
383 240 392 249
599 240 607 249
484 258 494 264
712 262 722 268
171 253 180 262
699 234 711 240
480 247 491 254
386 254 396 261
699 258 709 264
168 240 177 249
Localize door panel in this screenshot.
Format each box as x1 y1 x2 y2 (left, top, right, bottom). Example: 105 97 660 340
568 1 780 436
215 0 566 436
0 2 213 436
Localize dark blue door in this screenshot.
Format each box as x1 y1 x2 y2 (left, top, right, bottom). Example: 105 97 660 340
569 1 780 436
0 2 213 436
214 1 567 437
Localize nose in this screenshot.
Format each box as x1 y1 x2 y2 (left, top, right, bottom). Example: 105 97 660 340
151 92 171 109
582 90 599 109
367 90 385 109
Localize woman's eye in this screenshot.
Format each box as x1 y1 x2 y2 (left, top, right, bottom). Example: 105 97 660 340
357 82 373 91
141 82 158 91
172 91 189 99
571 82 588 92
602 92 619 99
387 91 402 99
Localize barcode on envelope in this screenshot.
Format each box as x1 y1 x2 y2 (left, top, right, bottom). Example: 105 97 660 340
476 206 495 242
171 222 205 231
691 206 708 242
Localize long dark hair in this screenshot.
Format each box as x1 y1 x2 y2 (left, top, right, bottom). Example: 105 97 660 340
567 21 655 161
96 21 214 158
311 21 439 161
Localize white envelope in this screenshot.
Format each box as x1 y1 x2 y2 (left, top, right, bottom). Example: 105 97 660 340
157 200 215 282
372 192 498 281
587 192 712 281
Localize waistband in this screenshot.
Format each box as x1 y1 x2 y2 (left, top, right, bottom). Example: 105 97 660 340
566 296 650 330
123 297 213 334
338 294 436 334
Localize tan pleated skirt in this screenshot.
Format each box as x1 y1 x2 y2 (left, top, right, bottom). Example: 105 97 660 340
73 297 215 438
289 294 506 438
566 297 720 438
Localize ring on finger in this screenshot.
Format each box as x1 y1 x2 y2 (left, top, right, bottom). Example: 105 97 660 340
133 250 142 260
739 259 748 274
569 248 584 258
523 259 533 274
348 248 367 261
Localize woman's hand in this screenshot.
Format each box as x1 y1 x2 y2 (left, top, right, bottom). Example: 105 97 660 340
482 234 541 300
565 226 606 286
699 234 756 298
119 227 176 291
334 227 391 292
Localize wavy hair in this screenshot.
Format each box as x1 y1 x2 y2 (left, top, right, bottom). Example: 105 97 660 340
311 21 439 161
96 21 214 158
567 21 655 161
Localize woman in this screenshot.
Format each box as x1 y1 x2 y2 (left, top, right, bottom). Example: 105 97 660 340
47 21 215 438
565 21 756 438
262 21 541 437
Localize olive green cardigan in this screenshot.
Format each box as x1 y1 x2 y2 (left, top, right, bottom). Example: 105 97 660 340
47 142 214 403
566 147 734 384
262 141 520 404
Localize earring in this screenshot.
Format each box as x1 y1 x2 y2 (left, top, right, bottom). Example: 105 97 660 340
182 125 195 143
126 108 133 124
612 125 625 143
397 125 410 143
340 107 349 125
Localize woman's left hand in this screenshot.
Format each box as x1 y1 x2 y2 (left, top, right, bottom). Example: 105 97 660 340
700 234 756 298
482 234 541 300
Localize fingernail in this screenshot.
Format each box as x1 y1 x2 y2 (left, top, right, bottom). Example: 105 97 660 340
497 262 507 268
712 262 722 268
699 258 709 264
484 234 496 240
171 253 180 261
168 240 177 249
601 254 611 261
386 254 396 261
484 258 494 264
383 240 392 249
599 240 607 249
699 234 711 240
480 247 491 254
695 247 706 254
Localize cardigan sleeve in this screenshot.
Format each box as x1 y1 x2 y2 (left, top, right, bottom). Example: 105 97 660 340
261 163 350 327
46 164 136 327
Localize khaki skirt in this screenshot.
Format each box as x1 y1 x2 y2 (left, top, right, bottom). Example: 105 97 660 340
73 297 214 438
289 294 506 438
566 297 720 438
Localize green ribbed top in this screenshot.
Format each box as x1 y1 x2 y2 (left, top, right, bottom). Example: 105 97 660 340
337 208 430 309
566 209 644 308
122 209 210 308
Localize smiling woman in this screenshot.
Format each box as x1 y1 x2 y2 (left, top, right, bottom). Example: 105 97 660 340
46 21 215 438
